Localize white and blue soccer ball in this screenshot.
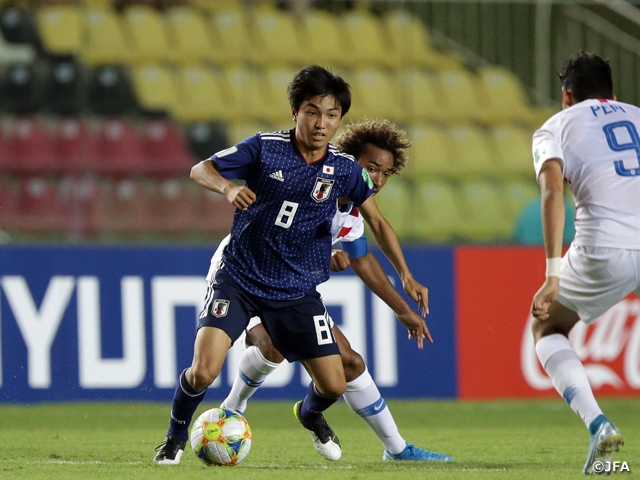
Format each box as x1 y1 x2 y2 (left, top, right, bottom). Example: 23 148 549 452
190 407 252 466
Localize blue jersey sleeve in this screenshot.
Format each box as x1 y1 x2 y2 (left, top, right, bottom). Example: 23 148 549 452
346 163 375 207
340 236 369 258
210 133 262 181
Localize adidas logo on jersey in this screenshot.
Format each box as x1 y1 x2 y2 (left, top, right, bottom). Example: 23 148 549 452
269 170 285 182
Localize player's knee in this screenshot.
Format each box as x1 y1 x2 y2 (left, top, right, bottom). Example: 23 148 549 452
317 378 347 398
188 363 220 391
341 350 365 382
259 343 285 364
531 316 571 342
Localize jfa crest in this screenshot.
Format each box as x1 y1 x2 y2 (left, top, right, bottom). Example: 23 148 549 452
311 177 334 203
211 299 230 317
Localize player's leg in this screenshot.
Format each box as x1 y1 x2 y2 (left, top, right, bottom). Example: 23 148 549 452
333 326 453 462
220 321 284 413
154 326 231 465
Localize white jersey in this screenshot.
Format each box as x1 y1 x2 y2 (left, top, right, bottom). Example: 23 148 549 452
532 98 640 249
207 202 365 282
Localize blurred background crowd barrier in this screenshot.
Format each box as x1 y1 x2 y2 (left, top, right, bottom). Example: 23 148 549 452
2 0 638 245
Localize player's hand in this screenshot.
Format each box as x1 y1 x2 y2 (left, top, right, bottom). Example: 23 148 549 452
226 185 256 210
402 277 429 317
531 277 560 321
397 311 433 349
330 250 350 272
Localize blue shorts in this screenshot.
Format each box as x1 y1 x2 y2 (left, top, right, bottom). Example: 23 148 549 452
198 266 339 362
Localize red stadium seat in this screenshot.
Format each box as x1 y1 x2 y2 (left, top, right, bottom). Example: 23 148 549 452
91 178 154 236
95 119 147 177
192 188 235 237
0 177 18 231
6 118 60 175
141 120 195 177
147 178 199 236
0 130 11 173
54 118 102 174
11 177 67 234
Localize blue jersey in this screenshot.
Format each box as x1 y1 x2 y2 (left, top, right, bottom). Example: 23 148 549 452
211 129 374 300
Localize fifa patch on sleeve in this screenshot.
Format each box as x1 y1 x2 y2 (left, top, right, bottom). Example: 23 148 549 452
361 169 374 188
340 237 368 259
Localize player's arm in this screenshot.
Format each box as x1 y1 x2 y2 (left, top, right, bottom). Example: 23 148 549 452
531 158 565 320
358 195 429 317
349 251 432 348
190 159 256 211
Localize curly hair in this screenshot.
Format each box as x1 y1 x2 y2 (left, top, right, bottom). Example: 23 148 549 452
334 118 411 175
557 51 613 102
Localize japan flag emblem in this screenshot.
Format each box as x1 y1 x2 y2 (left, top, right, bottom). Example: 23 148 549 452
211 299 230 317
311 177 334 202
323 165 334 175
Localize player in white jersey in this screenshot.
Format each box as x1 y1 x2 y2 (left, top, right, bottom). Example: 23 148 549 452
216 119 453 462
530 52 633 475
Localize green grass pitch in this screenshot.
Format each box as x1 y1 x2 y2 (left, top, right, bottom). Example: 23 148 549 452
0 398 636 479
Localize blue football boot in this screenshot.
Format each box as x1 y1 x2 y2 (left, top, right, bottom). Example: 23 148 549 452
383 442 454 462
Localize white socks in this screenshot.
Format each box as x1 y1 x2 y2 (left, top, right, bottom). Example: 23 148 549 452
221 346 281 414
344 369 406 454
536 334 603 429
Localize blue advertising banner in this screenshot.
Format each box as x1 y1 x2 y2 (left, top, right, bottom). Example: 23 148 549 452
0 245 456 403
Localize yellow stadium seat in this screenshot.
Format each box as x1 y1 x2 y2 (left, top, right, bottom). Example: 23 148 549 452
382 10 461 70
131 64 181 117
433 67 491 124
250 5 307 67
299 10 350 68
218 66 265 123
370 179 413 239
478 65 540 125
346 68 403 122
123 6 177 64
447 124 500 178
458 180 512 242
166 6 216 65
501 178 539 223
252 67 297 124
405 124 457 180
397 70 455 124
36 5 82 56
173 66 229 123
490 124 535 178
81 8 132 65
209 7 253 65
412 180 465 243
339 10 396 69
190 0 242 14
226 122 272 146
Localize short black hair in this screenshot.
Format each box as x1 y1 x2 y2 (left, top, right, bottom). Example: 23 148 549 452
557 51 613 102
287 65 351 117
335 118 411 175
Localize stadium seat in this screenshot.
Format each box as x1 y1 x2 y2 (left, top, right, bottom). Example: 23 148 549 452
209 7 253 65
192 187 236 238
81 8 132 65
432 67 491 124
0 7 40 47
226 122 272 146
87 65 136 115
11 176 67 235
412 180 465 243
0 129 11 172
501 178 539 223
249 5 306 67
251 67 298 124
346 68 403 122
457 180 512 242
405 123 457 180
218 66 263 123
0 176 18 232
173 65 229 123
1 63 42 115
36 5 82 57
122 5 178 64
131 63 181 117
141 120 195 177
299 9 349 68
165 6 215 65
0 23 36 65
490 124 535 178
92 177 154 237
447 124 500 178
47 59 80 115
6 118 60 175
371 179 413 239
95 119 147 176
185 122 229 160
382 10 461 70
339 10 396 69
147 178 199 236
397 70 455 124
54 118 102 174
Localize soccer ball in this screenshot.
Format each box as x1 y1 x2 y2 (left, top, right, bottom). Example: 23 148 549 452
190 407 252 466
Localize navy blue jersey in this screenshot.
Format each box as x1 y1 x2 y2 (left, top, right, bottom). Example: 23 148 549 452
210 129 374 300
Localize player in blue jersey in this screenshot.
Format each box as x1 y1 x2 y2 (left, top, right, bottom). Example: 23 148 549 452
154 66 431 465
218 118 453 463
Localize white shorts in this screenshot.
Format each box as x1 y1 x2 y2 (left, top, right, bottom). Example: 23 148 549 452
557 245 640 324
